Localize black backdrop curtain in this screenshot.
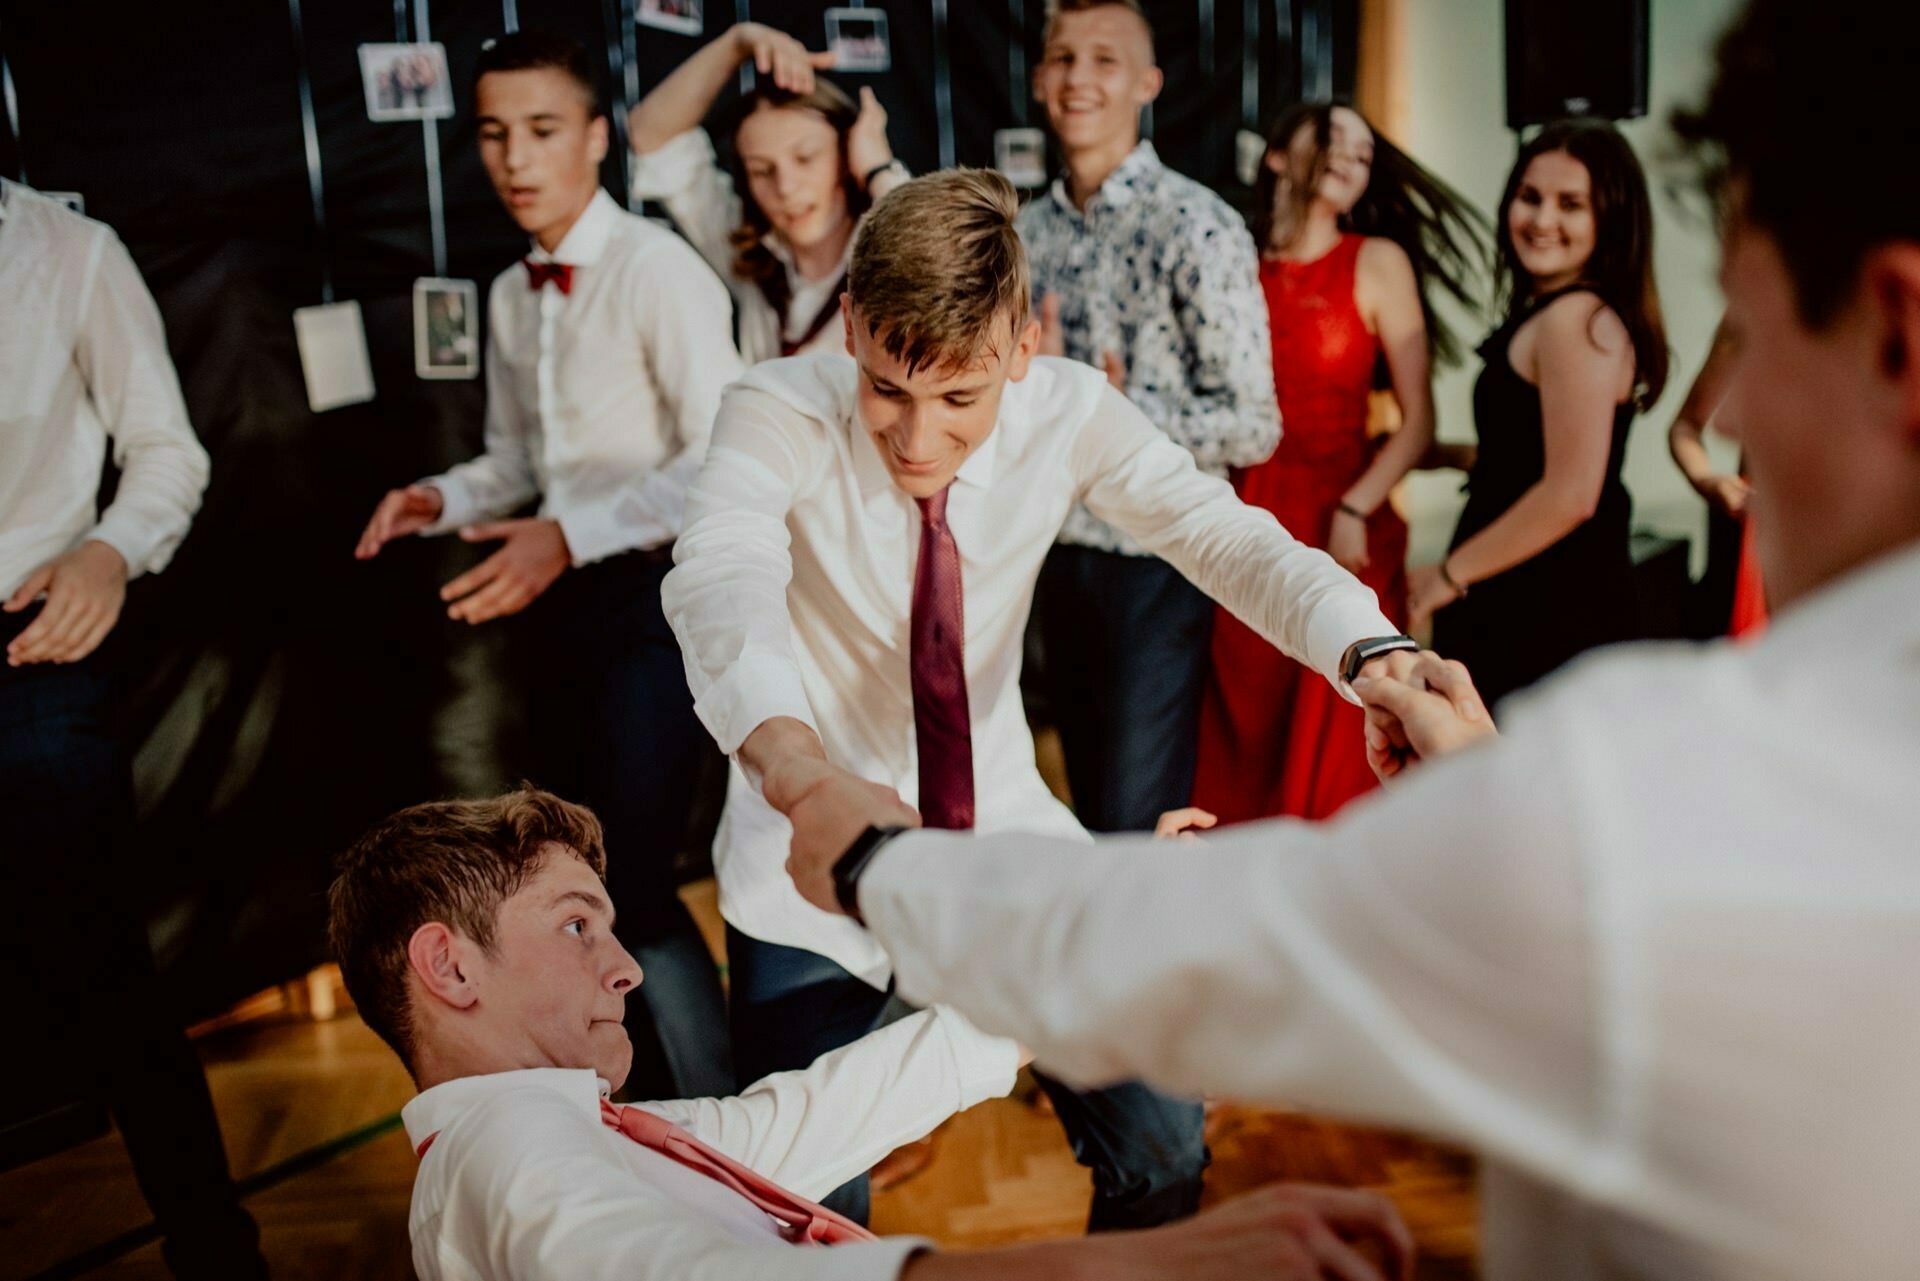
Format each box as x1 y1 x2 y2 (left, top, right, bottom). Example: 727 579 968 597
0 0 1354 1018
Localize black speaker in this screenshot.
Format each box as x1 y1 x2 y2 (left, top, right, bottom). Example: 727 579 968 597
1505 0 1649 128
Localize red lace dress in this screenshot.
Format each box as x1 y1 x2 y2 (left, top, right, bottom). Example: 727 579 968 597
1193 234 1407 822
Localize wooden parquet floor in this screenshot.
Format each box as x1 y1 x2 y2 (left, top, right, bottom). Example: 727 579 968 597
3 881 1478 1280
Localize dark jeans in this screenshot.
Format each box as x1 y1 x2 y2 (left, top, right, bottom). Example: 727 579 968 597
1036 544 1215 832
728 926 1208 1231
0 606 264 1279
529 551 732 1100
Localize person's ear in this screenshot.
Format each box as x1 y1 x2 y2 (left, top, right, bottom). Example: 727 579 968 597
842 294 858 356
1265 146 1287 176
1864 243 1920 446
407 922 480 1012
1006 316 1042 382
1137 64 1164 107
587 113 610 166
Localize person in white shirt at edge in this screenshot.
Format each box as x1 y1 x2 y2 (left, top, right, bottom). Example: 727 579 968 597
661 167 1472 1231
353 30 742 1103
334 787 1416 1281
627 22 910 364
0 179 266 1277
785 3 1920 1277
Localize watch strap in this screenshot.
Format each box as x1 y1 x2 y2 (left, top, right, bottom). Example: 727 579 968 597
1341 635 1419 685
832 825 909 924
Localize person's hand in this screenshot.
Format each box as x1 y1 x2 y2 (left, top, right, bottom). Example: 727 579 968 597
439 518 571 624
4 540 128 667
1328 506 1371 575
1038 292 1065 358
1154 807 1217 840
1693 471 1752 520
1353 655 1497 781
848 87 895 189
1406 562 1462 632
733 22 834 93
779 759 922 914
1095 1183 1415 1281
355 484 444 559
1099 350 1126 389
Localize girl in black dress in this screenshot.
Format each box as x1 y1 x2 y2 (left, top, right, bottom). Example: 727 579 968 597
1415 119 1670 709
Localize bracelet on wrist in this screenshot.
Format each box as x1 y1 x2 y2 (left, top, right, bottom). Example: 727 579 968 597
862 159 903 192
1439 558 1468 597
1336 500 1368 521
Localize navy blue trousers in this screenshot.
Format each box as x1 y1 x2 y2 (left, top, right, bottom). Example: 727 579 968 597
1035 543 1216 833
728 927 1208 1231
527 551 733 1100
0 606 264 1278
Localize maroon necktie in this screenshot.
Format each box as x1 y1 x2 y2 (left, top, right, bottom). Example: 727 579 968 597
523 259 574 294
911 487 974 830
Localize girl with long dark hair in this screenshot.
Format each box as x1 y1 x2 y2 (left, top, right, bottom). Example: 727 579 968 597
627 24 908 363
1416 117 1670 708
1191 100 1490 822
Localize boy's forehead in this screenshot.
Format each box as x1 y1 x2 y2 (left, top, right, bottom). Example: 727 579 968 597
1047 6 1154 60
475 66 593 118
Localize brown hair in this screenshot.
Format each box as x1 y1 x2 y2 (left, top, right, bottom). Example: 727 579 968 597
327 788 606 1073
848 168 1031 375
722 79 868 322
1041 0 1155 56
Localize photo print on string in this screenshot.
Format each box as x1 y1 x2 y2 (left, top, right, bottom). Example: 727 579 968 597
824 8 890 73
358 42 455 122
994 128 1047 189
638 0 702 36
414 278 479 380
1235 129 1268 188
293 301 377 413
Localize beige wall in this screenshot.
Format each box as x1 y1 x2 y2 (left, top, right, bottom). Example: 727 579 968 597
1389 0 1745 571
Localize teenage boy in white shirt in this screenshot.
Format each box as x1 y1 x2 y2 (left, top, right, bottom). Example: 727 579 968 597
329 787 1415 1281
786 4 1920 1277
353 30 741 1100
663 167 1454 1227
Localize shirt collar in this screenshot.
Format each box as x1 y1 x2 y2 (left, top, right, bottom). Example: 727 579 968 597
401 1067 607 1154
1746 537 1920 678
527 188 622 267
1046 140 1160 218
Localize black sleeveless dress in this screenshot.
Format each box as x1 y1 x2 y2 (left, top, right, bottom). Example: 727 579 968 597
1431 287 1641 709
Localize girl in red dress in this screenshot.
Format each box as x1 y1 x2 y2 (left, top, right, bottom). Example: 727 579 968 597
1193 103 1488 822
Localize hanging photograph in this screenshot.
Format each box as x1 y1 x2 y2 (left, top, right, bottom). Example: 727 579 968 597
1235 128 1269 188
413 277 480 381
994 128 1048 189
824 8 891 73
357 42 455 122
637 0 703 36
293 300 377 413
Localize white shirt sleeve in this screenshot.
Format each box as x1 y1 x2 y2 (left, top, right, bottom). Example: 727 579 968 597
630 127 745 284
439 1086 927 1281
862 718 1611 1183
635 1007 1020 1201
76 228 210 578
420 288 540 535
1072 384 1397 689
661 385 831 755
549 239 745 566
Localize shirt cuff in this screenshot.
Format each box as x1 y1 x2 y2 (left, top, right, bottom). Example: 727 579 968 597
418 475 479 536
630 127 715 202
930 1006 1024 1108
1306 597 1402 704
87 512 168 581
553 496 672 567
694 649 820 756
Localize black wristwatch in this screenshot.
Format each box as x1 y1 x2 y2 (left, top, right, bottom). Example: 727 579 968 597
1340 634 1420 686
832 825 910 924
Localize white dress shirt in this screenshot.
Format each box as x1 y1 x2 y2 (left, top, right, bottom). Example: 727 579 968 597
631 128 856 366
402 1005 1018 1281
419 189 744 563
859 539 1920 1281
663 353 1395 985
0 179 209 600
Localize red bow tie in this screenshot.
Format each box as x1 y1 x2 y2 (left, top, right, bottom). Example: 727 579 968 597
524 259 574 294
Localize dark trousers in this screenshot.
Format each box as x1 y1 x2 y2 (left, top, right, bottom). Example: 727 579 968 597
728 926 1208 1231
1036 544 1215 832
0 607 264 1279
529 551 732 1100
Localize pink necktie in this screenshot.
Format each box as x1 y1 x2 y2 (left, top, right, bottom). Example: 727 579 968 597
413 1102 878 1246
912 488 974 830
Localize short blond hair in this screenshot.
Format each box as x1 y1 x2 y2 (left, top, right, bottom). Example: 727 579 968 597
848 168 1032 374
1041 0 1155 58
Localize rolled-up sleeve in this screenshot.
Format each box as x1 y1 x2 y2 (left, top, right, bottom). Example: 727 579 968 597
631 127 744 284
1073 385 1394 689
662 386 828 755
76 229 209 578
